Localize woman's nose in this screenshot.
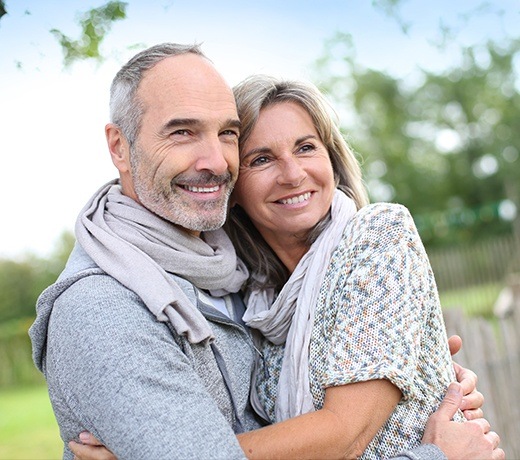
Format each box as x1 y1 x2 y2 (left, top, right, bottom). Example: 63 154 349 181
276 156 307 187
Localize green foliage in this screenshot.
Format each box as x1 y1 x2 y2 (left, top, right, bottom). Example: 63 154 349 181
0 318 44 387
0 231 75 323
371 0 410 33
0 0 6 21
51 1 128 66
314 32 520 247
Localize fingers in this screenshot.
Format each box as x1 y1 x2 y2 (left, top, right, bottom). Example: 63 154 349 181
487 431 505 460
448 335 462 356
79 431 104 446
492 447 506 460
463 408 484 420
69 439 116 460
435 382 463 420
461 389 484 413
467 417 491 434
453 362 478 397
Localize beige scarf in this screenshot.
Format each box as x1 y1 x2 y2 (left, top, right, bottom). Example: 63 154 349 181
76 179 249 344
244 189 357 421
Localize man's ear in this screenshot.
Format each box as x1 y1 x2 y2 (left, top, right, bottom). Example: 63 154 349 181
105 123 130 173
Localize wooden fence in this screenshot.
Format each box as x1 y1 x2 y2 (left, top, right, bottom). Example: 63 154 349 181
429 234 520 458
443 306 520 459
429 233 520 317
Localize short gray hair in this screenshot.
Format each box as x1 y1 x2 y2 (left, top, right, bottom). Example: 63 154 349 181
109 43 205 146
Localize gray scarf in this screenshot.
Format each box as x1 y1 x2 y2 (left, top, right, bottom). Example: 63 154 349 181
75 179 249 344
244 190 357 421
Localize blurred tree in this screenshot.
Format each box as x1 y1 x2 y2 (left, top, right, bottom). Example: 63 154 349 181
0 1 127 65
0 232 75 322
51 1 127 66
314 33 520 246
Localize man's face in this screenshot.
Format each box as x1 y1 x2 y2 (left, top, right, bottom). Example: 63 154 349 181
123 54 240 236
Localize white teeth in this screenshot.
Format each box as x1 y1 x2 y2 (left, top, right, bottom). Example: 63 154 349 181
280 192 311 205
184 185 220 193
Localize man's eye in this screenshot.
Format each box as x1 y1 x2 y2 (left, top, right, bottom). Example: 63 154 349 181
172 129 190 136
220 129 239 138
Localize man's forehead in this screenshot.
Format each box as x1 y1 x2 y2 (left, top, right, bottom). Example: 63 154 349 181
138 54 237 117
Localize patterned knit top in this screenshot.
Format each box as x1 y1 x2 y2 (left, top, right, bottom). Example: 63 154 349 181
255 203 463 459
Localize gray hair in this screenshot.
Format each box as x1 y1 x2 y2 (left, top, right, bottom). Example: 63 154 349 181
109 43 205 146
225 75 369 291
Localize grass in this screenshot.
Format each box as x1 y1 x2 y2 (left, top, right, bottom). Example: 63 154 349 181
439 282 501 318
0 385 62 460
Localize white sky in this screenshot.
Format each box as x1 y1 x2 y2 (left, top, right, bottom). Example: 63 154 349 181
1 0 517 258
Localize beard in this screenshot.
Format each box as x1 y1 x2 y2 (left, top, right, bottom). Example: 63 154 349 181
129 144 235 232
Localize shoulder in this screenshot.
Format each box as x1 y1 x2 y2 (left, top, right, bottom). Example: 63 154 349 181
344 203 417 245
351 202 415 231
49 273 165 344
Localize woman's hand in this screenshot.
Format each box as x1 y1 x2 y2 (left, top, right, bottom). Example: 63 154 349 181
69 432 116 460
447 334 484 419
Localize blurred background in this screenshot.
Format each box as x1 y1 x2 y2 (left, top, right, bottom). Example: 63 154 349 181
1 1 519 458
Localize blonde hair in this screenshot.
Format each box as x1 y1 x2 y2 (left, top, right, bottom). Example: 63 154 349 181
225 75 369 291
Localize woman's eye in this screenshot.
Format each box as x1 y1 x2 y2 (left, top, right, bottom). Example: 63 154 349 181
298 144 316 154
250 156 270 167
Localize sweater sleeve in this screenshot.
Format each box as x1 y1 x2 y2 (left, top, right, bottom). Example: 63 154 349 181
45 274 247 460
318 203 431 400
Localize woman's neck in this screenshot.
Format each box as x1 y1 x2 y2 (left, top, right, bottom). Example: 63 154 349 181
265 235 310 274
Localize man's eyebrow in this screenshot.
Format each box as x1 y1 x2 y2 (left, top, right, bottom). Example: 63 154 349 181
226 119 242 130
160 118 241 133
161 118 200 133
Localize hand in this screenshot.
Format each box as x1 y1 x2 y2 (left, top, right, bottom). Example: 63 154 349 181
423 382 504 460
69 432 117 460
447 334 484 419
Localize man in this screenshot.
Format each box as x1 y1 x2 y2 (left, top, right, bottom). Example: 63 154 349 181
29 43 502 460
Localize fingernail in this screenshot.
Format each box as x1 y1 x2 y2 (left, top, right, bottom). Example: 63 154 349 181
79 431 91 442
448 382 462 395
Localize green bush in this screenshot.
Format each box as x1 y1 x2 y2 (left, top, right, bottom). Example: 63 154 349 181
0 317 44 388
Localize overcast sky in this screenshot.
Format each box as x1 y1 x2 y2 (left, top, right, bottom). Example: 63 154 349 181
1 0 517 258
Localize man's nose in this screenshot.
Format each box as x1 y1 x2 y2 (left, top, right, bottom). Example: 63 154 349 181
194 137 229 176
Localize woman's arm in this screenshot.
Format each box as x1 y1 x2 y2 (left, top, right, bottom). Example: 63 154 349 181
237 379 401 459
68 362 499 460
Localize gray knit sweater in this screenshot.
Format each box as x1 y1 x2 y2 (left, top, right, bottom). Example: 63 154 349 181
29 244 445 460
30 244 261 459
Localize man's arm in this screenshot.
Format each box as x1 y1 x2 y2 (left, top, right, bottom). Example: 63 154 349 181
68 377 504 460
47 275 246 459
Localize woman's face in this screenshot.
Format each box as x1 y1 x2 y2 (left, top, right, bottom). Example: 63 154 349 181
232 101 335 249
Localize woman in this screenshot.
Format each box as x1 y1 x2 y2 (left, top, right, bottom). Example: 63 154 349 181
226 75 485 459
70 75 502 459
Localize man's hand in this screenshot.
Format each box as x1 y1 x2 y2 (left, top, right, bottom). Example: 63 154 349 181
448 334 484 419
69 432 116 460
423 382 504 460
